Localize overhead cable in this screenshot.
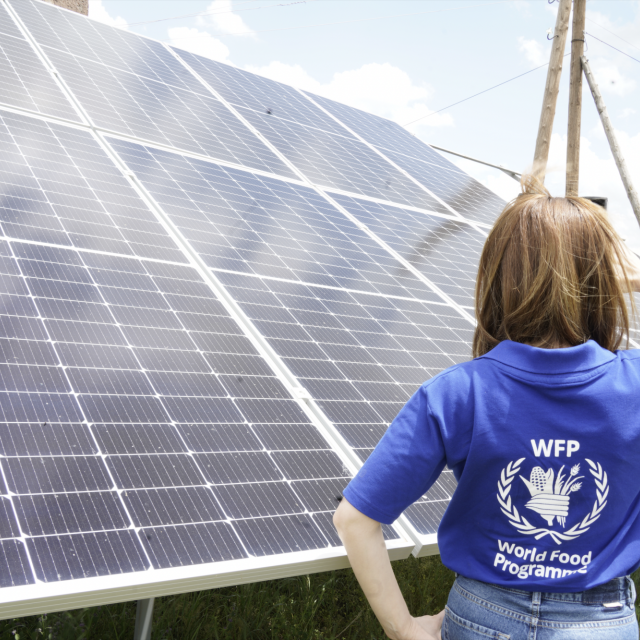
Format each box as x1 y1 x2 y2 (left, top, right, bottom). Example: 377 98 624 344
585 31 640 65
586 17 640 53
404 55 570 127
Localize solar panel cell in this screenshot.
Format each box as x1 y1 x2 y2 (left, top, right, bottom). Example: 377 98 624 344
14 492 129 536
28 530 149 582
0 540 35 587
233 514 329 556
0 499 20 539
213 483 305 519
140 522 246 569
123 487 226 528
4 456 111 494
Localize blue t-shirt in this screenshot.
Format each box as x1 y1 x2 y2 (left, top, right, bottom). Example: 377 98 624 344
343 340 640 592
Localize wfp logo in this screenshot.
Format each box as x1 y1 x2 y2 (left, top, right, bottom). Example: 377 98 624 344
497 458 608 545
520 464 584 527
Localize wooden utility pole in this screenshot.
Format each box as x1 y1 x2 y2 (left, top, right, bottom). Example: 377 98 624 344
566 0 587 196
582 56 640 224
532 0 572 182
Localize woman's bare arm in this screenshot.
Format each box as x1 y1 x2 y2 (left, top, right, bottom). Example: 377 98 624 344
333 498 443 640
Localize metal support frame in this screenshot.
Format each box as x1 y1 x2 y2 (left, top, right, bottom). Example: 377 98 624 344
134 598 155 640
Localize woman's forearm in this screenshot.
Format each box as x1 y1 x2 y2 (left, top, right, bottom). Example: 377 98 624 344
333 499 413 639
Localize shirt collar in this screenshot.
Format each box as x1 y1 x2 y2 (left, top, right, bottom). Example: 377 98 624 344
480 339 616 374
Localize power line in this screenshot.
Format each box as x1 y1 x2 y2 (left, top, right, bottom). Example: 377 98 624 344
586 17 640 53
404 54 570 127
585 31 640 65
165 1 508 40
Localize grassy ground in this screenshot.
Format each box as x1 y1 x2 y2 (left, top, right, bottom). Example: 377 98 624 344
2 558 639 640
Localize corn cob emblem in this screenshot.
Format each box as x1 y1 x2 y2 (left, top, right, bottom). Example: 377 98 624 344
520 464 583 527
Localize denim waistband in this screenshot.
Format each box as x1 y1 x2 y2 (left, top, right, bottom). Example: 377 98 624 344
456 575 635 606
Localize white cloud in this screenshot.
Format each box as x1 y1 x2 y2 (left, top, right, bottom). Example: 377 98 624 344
518 36 549 66
197 0 254 37
244 61 453 130
589 58 636 97
620 108 637 119
89 0 127 29
168 27 230 62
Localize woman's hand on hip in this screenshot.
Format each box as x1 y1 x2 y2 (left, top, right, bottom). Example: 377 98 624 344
396 610 444 640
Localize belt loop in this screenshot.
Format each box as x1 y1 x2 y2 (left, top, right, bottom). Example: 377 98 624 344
626 576 636 608
531 591 541 618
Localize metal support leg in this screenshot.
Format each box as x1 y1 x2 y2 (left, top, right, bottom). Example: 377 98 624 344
134 597 155 640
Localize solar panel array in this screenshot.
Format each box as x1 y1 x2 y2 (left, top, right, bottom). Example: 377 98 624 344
0 0 505 610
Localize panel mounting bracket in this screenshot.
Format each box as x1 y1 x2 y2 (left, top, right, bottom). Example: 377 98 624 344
134 597 154 640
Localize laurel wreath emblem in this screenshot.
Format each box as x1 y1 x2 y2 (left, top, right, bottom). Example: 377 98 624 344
497 458 608 545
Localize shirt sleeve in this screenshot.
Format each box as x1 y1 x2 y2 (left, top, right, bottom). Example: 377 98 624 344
342 382 447 524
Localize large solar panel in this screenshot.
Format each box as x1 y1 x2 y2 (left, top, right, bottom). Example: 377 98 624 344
108 139 475 535
0 0 508 617
0 238 372 581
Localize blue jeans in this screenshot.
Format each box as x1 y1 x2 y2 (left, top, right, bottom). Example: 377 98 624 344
443 575 638 639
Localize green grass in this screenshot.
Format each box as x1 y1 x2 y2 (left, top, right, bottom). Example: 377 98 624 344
3 559 639 640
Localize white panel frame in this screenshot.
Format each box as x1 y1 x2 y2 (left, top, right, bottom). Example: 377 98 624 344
0 539 413 620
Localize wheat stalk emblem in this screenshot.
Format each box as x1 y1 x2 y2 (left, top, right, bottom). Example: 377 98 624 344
497 458 607 545
520 463 584 527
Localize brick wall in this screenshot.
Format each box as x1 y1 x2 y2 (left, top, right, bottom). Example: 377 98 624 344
41 0 88 15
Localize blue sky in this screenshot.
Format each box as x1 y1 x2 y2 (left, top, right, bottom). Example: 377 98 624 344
91 0 640 248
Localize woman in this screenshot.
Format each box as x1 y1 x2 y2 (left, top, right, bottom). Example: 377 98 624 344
333 177 640 640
